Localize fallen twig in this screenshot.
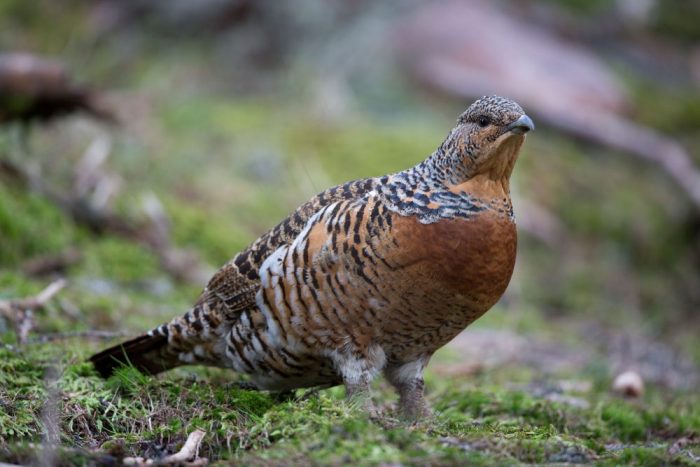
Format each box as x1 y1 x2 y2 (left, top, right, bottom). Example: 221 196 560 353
21 248 83 277
0 278 67 343
123 429 208 466
161 429 207 464
539 106 700 211
39 366 60 467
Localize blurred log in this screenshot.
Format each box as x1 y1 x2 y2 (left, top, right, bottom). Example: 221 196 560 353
394 0 700 212
0 52 116 125
21 248 83 277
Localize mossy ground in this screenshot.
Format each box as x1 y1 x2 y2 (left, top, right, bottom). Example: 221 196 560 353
1 328 698 465
2 2 700 464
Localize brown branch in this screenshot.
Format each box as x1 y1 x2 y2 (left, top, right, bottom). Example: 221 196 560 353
0 279 67 343
17 443 121 466
21 248 83 277
539 107 700 211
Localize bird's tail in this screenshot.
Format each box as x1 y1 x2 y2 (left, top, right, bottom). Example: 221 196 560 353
90 301 227 378
89 329 179 378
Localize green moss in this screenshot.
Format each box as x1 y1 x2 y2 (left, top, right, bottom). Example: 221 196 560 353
105 366 152 396
221 388 275 418
0 184 76 267
1 337 697 465
0 348 46 439
78 237 161 283
601 402 647 442
166 199 251 266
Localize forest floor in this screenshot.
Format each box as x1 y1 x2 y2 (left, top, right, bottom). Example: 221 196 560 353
2 4 700 461
1 298 698 465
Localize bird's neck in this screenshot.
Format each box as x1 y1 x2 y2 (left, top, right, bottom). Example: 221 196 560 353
406 141 518 198
436 132 525 195
376 148 516 224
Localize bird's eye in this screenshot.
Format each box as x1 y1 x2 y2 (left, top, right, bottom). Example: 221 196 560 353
477 116 490 128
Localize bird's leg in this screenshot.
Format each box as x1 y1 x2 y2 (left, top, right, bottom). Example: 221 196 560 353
344 373 380 418
229 381 260 391
343 374 372 399
331 347 385 416
384 357 431 420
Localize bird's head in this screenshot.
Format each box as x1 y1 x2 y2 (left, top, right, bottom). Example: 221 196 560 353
437 95 533 185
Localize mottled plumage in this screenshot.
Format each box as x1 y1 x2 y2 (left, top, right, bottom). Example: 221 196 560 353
90 95 533 418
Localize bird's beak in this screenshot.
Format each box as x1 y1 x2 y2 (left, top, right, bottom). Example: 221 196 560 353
507 114 535 134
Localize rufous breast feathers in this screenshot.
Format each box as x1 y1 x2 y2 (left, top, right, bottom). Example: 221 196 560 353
390 210 517 312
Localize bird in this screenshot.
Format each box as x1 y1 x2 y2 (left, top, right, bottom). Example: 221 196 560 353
0 52 116 125
90 95 534 419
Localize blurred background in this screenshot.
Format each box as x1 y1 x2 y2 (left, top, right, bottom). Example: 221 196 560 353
1 0 699 389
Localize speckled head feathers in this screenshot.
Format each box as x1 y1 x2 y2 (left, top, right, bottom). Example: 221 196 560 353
421 95 532 184
458 95 525 127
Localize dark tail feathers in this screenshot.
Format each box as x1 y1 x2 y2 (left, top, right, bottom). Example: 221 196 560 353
89 333 176 378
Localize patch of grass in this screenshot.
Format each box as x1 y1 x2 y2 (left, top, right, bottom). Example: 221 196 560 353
601 402 647 442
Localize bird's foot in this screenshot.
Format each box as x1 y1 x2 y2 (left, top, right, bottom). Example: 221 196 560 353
398 400 432 422
347 392 382 419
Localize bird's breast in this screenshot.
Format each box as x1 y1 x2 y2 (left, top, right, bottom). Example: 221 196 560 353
389 208 517 313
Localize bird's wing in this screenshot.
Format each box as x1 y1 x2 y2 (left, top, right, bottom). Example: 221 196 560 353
89 177 380 376
199 176 379 314
253 193 397 353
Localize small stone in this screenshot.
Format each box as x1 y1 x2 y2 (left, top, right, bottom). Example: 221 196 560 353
612 370 644 397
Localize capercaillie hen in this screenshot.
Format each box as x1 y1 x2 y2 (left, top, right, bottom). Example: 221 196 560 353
90 95 534 419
